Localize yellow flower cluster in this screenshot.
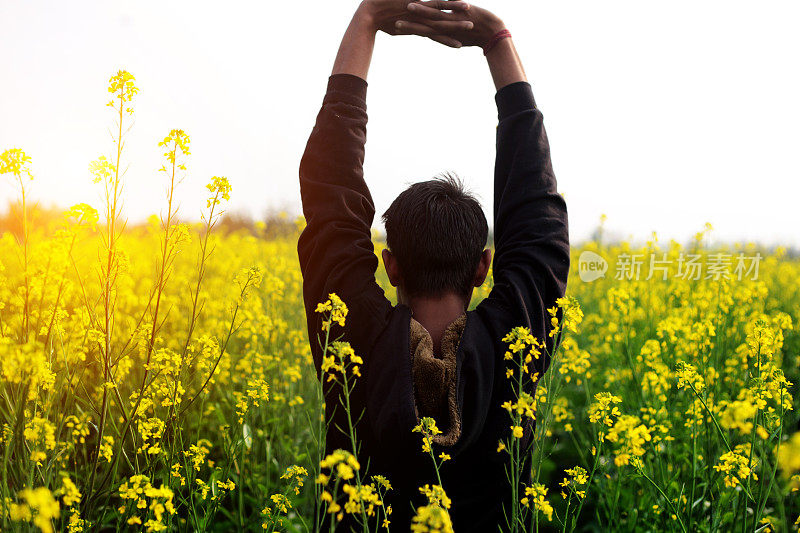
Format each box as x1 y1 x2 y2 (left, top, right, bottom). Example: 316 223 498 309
548 295 584 338
0 147 33 179
502 390 537 421
0 340 56 399
206 176 232 209
413 416 443 453
317 449 360 486
7 487 60 533
558 337 591 385
321 341 363 381
776 432 800 476
315 292 348 332
24 415 56 466
106 69 138 111
269 493 291 514
675 361 706 393
502 326 543 376
117 475 176 531
713 446 755 489
559 466 589 499
410 503 454 533
234 376 270 423
57 477 82 508
419 484 451 509
552 396 575 432
99 435 114 462
412 484 454 533
605 414 652 467
342 483 384 516
280 465 309 495
588 392 622 441
521 483 553 521
184 440 211 471
315 449 389 523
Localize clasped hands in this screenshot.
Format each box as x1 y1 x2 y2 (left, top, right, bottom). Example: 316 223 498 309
357 0 505 49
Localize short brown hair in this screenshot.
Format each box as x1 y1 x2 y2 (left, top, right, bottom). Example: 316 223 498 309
381 173 488 298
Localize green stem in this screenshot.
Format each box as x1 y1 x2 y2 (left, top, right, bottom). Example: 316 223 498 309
638 467 687 533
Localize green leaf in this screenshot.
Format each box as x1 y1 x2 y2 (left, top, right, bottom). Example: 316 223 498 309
243 423 253 450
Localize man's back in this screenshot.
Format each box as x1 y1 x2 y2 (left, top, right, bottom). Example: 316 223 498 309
296 4 569 530
361 304 539 530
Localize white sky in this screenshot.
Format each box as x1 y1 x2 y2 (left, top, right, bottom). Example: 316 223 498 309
1 0 799 246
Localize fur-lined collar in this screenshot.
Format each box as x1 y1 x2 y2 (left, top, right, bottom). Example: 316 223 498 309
410 313 466 447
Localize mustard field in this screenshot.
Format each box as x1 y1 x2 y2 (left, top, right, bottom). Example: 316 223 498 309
1 71 798 532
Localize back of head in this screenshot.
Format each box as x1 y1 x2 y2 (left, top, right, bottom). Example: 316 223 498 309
382 173 488 299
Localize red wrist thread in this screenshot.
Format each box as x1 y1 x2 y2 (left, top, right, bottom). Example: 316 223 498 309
483 29 511 55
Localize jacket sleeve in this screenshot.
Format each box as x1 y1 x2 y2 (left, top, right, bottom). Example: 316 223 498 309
297 74 393 376
477 81 570 376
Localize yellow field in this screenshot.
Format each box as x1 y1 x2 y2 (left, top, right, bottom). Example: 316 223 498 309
1 71 798 532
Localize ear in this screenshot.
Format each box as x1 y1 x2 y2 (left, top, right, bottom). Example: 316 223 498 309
382 248 402 287
472 249 492 287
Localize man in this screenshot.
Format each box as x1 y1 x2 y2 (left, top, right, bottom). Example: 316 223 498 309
298 1 569 530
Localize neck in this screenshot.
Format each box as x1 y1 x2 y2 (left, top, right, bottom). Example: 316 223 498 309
405 292 468 354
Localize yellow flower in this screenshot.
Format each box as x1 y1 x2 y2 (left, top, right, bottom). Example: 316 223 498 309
588 392 622 440
206 176 232 208
0 148 33 180
419 484 452 509
605 415 652 467
413 417 443 436
315 293 348 331
372 475 392 490
411 503 454 533
776 432 800 476
558 466 589 500
10 487 60 533
520 483 553 521
713 447 754 489
58 477 82 507
319 450 360 482
280 465 309 495
269 493 291 514
675 361 706 393
99 435 114 462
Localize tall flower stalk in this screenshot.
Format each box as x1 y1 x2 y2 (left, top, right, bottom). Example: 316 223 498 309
85 70 138 503
313 294 390 532
0 148 33 342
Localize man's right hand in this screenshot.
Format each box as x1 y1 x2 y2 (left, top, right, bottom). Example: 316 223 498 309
394 1 526 89
359 0 475 47
397 1 505 49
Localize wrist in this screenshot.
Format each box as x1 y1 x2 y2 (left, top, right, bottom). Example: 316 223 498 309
483 29 511 55
354 1 380 33
485 38 527 90
479 17 506 46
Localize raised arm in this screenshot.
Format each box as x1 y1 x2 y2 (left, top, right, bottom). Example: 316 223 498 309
479 16 570 360
297 6 382 376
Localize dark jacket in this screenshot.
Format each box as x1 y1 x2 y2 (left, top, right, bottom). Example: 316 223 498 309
298 73 569 532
